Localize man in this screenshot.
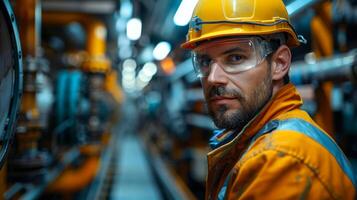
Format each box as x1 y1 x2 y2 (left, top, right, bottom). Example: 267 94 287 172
181 0 356 199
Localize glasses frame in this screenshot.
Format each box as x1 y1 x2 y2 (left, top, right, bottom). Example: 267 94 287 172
192 37 273 78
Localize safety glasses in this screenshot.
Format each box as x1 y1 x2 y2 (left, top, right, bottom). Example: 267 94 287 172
192 37 273 77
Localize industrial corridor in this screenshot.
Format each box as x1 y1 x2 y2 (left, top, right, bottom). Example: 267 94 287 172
1 0 357 199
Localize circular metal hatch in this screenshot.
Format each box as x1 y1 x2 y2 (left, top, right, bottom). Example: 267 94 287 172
0 0 23 168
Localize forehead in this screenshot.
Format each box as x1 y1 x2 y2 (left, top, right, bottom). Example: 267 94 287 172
193 37 256 55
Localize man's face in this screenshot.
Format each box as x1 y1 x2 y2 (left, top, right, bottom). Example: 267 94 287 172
194 38 273 130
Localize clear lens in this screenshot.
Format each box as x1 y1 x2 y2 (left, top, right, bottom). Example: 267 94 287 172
192 37 272 77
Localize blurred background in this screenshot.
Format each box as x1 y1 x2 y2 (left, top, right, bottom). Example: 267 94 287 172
0 0 357 199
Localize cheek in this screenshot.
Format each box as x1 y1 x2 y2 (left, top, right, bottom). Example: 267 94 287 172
227 74 253 99
228 64 270 95
201 81 210 98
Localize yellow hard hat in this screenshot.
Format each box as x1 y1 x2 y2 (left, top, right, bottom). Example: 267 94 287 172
182 0 302 49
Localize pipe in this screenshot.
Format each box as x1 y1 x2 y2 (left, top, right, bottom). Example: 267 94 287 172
14 0 41 57
13 0 43 161
42 12 110 73
287 0 324 18
333 0 357 24
46 156 100 193
311 2 333 58
290 49 357 85
104 70 124 104
310 1 335 138
13 0 40 112
42 12 122 114
42 1 116 14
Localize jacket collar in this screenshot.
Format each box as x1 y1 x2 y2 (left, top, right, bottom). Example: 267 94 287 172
205 83 303 199
208 83 303 155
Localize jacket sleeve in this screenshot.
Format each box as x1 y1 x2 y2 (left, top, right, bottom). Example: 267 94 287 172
227 149 331 200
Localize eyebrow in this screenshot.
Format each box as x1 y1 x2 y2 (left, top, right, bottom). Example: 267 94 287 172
195 46 245 57
222 46 245 55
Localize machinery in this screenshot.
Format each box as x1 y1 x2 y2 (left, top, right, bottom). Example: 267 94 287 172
0 0 22 168
0 0 22 197
0 0 122 199
1 0 357 199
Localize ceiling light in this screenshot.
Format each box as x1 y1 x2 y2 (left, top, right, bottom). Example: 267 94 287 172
138 45 154 63
173 0 199 26
153 41 171 61
123 58 137 70
126 18 142 40
142 62 158 77
138 71 152 83
120 0 133 19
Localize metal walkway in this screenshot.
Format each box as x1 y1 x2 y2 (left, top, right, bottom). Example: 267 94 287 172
110 134 162 200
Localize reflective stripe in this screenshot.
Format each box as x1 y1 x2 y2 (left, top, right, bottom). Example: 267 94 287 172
217 174 231 200
274 118 356 187
209 129 235 150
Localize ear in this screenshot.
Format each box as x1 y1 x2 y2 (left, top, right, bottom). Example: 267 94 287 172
270 45 291 81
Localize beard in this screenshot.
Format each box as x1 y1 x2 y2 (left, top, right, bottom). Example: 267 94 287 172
206 69 273 131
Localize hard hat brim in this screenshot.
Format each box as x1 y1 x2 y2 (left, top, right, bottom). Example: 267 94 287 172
182 25 300 50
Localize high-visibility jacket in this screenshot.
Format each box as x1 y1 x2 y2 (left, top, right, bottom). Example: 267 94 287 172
206 83 356 200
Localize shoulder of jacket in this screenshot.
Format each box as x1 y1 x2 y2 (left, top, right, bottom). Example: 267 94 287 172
238 128 328 172
238 132 307 165
233 134 353 200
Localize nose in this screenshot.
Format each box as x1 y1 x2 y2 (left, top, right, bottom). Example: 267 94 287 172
207 62 229 85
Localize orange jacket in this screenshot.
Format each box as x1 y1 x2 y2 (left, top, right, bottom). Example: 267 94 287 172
206 84 356 200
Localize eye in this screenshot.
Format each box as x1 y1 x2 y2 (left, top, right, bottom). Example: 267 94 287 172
196 55 212 67
226 54 245 64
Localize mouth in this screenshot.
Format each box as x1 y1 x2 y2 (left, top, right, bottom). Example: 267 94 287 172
209 96 237 104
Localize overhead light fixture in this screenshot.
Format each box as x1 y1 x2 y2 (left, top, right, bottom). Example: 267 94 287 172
135 62 158 91
116 18 126 32
138 71 152 83
126 18 142 40
136 78 150 90
153 41 171 61
122 59 137 87
120 0 133 19
142 62 158 77
122 58 137 70
122 78 136 91
173 0 199 26
119 47 132 59
138 45 154 63
118 34 132 59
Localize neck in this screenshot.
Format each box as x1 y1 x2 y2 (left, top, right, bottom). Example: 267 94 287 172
272 80 286 96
